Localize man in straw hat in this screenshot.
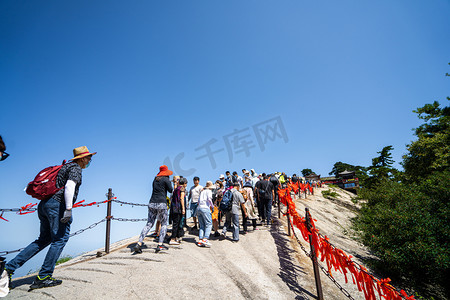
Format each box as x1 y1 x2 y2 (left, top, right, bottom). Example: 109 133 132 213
4 146 96 291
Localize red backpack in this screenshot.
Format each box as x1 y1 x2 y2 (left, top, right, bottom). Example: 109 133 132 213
26 160 67 200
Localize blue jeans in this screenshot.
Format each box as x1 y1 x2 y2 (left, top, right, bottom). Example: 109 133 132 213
190 202 198 217
222 212 240 241
6 197 71 277
264 198 272 225
197 207 212 240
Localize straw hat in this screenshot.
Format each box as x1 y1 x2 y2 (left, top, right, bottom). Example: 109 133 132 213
157 165 173 177
204 181 215 189
71 146 97 161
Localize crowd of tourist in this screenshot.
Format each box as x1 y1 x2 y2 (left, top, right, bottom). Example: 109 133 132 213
0 137 315 293
133 165 302 253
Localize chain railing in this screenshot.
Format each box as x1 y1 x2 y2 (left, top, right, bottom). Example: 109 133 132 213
111 217 147 222
288 216 356 300
0 218 108 256
280 186 414 300
111 199 147 207
69 218 107 238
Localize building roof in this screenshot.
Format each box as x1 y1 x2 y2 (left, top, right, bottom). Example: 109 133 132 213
338 170 355 176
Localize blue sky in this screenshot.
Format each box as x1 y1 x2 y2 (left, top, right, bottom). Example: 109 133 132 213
1 0 449 277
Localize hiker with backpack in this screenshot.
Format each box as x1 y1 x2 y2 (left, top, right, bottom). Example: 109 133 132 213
134 165 173 254
4 146 96 291
255 175 275 227
269 173 280 208
221 182 247 242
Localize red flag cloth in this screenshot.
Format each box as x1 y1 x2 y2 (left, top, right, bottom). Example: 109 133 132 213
278 185 415 300
18 203 37 215
0 212 9 222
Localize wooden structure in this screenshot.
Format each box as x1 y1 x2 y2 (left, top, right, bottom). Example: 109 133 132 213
322 170 359 193
305 173 321 182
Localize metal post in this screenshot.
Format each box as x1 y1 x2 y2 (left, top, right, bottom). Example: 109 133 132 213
287 201 291 236
105 188 113 254
305 208 324 300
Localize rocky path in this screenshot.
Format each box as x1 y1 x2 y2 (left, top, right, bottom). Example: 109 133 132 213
6 186 368 300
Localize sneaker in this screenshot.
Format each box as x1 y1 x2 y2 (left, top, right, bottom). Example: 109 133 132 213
5 269 13 289
214 231 220 237
29 275 62 290
169 240 180 246
133 244 142 254
196 240 205 247
202 239 211 248
155 244 168 253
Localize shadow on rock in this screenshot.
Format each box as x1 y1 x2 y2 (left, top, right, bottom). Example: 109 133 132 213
269 220 317 300
10 275 35 289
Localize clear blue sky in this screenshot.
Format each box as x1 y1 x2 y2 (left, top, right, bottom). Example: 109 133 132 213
1 0 449 277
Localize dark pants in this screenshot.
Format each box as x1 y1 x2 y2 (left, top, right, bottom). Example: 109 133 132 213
223 212 240 241
243 217 257 231
241 206 257 231
6 197 71 277
171 213 183 239
263 198 273 225
256 197 265 220
273 187 279 206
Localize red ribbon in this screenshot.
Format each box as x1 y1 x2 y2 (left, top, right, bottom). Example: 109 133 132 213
18 203 37 215
0 212 8 222
1 197 117 221
278 183 415 300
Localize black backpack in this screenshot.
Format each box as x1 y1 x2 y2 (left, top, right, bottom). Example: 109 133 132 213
258 181 271 199
270 175 279 187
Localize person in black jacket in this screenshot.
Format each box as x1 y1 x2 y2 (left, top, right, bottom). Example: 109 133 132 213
134 165 174 253
255 175 275 226
269 173 280 208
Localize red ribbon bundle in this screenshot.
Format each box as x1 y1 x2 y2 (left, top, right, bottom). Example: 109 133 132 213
279 184 415 300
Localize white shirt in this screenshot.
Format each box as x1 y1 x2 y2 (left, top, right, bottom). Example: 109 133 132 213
236 176 243 187
198 189 214 209
189 185 203 203
251 177 260 188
